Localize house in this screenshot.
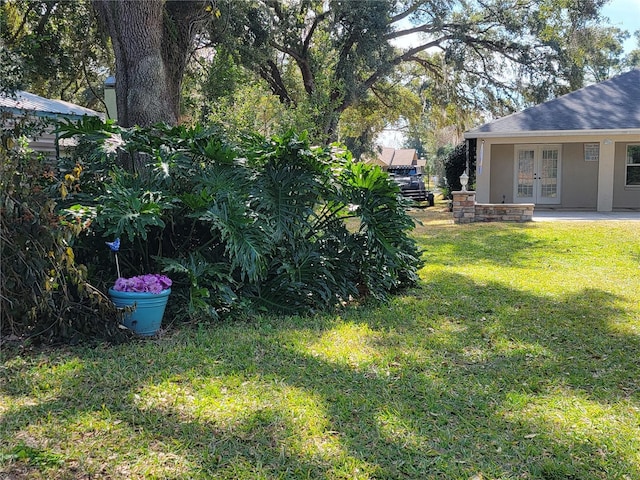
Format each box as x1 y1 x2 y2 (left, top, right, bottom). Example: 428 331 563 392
464 68 640 211
364 147 423 170
0 90 102 158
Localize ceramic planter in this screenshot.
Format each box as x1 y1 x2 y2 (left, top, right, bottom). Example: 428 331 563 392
108 288 171 336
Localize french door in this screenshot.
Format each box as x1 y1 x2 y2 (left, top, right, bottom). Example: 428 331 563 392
514 145 561 204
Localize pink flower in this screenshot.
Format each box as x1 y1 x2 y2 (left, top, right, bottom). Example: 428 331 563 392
113 274 172 293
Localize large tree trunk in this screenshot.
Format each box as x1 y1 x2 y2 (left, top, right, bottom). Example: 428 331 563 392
93 0 206 128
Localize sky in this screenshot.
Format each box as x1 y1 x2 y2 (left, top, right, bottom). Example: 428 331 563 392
602 0 640 53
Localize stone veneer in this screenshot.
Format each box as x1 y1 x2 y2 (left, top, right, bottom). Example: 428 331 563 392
452 191 534 224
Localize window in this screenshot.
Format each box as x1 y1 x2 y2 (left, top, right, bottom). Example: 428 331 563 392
584 143 599 162
626 145 640 186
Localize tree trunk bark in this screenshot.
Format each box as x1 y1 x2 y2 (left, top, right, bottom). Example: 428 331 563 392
93 0 206 128
94 0 172 127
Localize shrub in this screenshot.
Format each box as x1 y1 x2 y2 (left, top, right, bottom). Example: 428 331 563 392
442 139 476 195
55 121 424 326
3 116 419 343
0 117 120 343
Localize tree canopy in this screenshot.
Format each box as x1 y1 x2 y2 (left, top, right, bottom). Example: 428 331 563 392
0 0 111 105
202 0 635 151
1 0 636 154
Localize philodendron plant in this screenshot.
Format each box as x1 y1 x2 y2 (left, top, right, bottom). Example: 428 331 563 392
59 120 423 324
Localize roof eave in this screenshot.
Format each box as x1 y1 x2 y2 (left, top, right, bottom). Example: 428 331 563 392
464 128 640 139
0 107 103 122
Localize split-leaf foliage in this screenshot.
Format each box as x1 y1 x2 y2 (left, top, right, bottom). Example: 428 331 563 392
1 118 422 341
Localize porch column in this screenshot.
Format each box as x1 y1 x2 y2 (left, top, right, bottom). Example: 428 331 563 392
597 139 615 212
452 191 476 224
475 139 490 203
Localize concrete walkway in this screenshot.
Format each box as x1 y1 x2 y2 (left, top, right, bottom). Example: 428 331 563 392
533 210 640 221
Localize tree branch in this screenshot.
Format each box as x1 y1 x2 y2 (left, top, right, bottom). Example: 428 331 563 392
389 3 422 24
370 85 395 109
260 59 293 106
34 1 56 37
406 55 442 77
302 10 329 55
270 40 315 95
385 22 449 41
359 36 454 95
266 0 284 21
8 2 36 44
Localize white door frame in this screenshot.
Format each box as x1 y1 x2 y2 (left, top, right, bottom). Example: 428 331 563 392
514 144 561 205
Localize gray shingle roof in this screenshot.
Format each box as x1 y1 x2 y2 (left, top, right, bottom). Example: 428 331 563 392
466 68 640 137
0 90 101 119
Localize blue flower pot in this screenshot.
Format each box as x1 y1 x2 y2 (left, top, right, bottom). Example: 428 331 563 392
108 288 171 336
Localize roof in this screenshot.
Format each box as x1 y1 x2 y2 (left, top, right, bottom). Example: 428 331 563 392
390 148 418 166
365 147 418 166
466 68 640 138
379 147 395 165
0 90 102 119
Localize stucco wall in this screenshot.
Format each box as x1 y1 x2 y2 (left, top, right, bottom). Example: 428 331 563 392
473 133 640 211
489 144 514 203
488 142 599 208
613 142 640 208
561 143 598 209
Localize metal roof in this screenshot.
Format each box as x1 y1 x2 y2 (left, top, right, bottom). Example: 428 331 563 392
0 90 102 119
466 68 640 138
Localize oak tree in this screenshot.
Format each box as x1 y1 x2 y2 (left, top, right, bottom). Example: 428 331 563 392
206 0 628 147
92 0 212 127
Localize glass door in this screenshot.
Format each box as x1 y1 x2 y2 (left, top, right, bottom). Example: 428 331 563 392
514 145 561 205
516 147 535 203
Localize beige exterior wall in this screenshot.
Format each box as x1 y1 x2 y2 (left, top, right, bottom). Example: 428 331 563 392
472 132 640 211
485 142 598 207
489 144 514 203
561 143 598 209
613 142 640 208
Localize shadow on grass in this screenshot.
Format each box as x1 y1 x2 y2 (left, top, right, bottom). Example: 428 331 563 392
2 272 640 478
414 222 552 268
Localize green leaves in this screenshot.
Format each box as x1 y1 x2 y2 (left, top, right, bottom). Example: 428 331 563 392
52 118 422 325
339 159 422 299
96 183 169 242
157 253 237 321
199 201 270 284
0 118 119 341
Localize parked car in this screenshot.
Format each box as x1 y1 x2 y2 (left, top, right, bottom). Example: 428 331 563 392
388 166 428 202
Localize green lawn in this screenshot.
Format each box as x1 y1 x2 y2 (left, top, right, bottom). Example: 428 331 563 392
3 208 640 479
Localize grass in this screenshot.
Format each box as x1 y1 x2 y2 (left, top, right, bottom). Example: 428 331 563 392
3 204 640 479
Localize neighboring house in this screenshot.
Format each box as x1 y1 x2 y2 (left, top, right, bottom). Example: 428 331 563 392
464 68 640 211
0 90 102 158
364 147 423 170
